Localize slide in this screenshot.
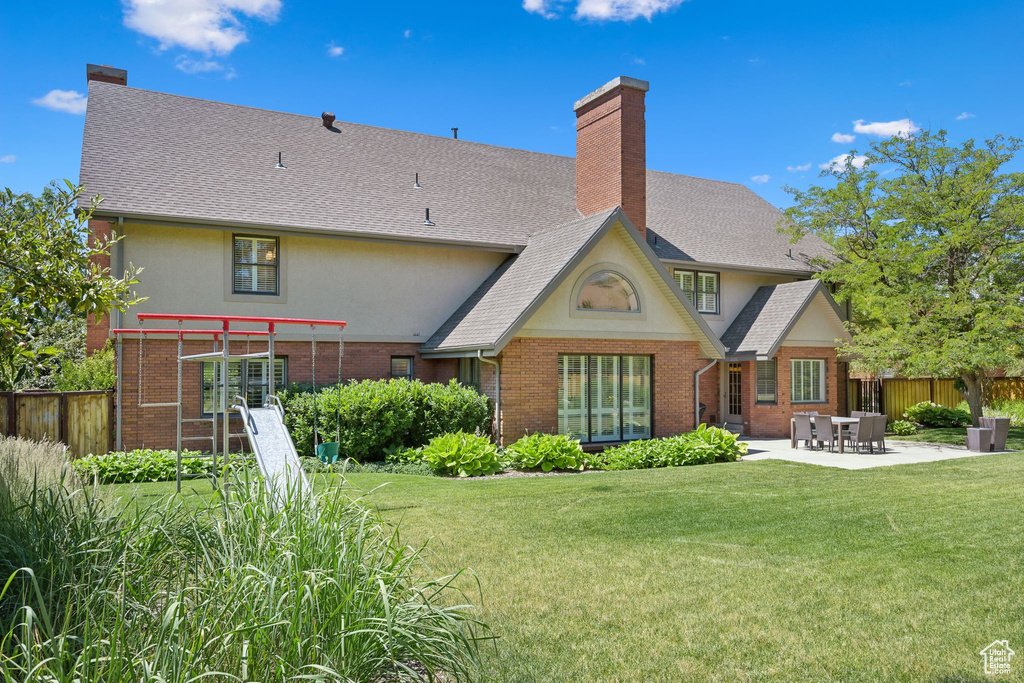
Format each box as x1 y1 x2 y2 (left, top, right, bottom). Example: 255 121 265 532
234 396 311 509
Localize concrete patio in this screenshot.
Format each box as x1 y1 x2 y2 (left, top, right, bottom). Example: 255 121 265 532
740 438 1015 470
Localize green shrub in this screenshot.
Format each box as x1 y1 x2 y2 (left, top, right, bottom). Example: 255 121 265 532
280 379 491 461
985 399 1024 427
414 432 502 477
1 442 487 680
586 425 747 471
888 419 918 436
506 433 585 472
52 340 116 391
903 401 971 428
304 457 438 477
71 449 249 483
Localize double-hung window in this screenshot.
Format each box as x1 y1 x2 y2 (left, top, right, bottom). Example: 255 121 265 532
675 270 719 314
458 357 481 390
755 359 777 404
202 358 286 414
790 359 825 404
233 235 279 294
557 354 651 443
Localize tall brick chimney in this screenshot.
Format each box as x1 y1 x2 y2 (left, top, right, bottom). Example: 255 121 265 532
86 64 127 86
574 76 649 238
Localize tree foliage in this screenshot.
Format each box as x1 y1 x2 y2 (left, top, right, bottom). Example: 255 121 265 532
782 131 1024 425
0 182 143 390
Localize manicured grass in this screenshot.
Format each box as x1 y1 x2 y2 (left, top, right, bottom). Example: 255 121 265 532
116 456 1024 680
893 426 1024 451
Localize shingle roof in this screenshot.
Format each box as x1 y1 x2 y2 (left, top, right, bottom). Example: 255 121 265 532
80 82 832 270
720 280 840 358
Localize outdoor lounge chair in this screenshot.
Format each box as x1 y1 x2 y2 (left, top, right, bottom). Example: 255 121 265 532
794 413 817 449
813 415 837 452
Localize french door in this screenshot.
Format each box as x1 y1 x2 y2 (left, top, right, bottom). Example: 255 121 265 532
558 354 651 443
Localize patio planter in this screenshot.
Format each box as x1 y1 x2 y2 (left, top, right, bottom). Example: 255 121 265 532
979 417 1011 451
966 427 993 453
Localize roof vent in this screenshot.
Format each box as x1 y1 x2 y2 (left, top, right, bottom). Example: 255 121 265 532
275 152 286 170
423 208 435 226
451 127 458 140
321 112 335 128
414 173 422 189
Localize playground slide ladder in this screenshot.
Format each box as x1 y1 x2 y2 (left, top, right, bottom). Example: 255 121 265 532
233 395 311 508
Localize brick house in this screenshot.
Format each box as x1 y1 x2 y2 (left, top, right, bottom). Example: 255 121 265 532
79 65 850 449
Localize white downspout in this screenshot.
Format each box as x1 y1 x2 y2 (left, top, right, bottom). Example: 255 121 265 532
478 350 500 442
694 359 717 428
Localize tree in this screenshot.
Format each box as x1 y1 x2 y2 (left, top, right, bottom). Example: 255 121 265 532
0 182 142 390
782 131 1024 426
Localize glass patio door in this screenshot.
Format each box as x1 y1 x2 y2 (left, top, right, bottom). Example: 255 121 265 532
557 355 588 439
621 355 651 439
589 355 621 442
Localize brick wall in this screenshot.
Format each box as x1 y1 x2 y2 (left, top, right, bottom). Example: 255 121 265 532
86 219 112 354
495 336 707 445
575 83 647 236
116 338 456 450
743 346 842 438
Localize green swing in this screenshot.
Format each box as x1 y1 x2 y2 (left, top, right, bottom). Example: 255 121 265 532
313 327 343 464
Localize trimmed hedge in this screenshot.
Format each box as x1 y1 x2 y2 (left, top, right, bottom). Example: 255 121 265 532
279 379 491 461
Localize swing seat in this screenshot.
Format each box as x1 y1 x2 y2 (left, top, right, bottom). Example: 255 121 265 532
316 441 340 464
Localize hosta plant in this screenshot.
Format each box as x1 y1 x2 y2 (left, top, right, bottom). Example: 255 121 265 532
506 433 585 472
888 419 918 436
420 432 502 477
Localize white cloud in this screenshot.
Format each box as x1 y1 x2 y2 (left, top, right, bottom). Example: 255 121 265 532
831 132 855 143
956 111 975 120
633 56 646 65
852 118 920 138
31 89 88 115
326 42 344 57
175 56 224 73
898 80 912 87
0 155 15 163
403 29 412 38
750 174 771 184
524 0 688 20
123 0 281 55
786 163 811 172
820 153 868 171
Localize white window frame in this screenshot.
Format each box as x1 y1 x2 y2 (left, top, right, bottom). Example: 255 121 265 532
232 234 279 295
755 359 777 404
557 353 651 443
202 357 286 415
675 269 720 314
790 358 826 404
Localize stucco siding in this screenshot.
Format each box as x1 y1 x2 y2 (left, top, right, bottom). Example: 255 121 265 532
782 292 851 347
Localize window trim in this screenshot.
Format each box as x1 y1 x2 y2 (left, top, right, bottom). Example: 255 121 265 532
557 353 653 444
755 358 777 405
201 356 287 416
390 356 415 379
790 358 826 404
458 357 481 390
674 269 720 315
232 234 280 296
575 270 641 313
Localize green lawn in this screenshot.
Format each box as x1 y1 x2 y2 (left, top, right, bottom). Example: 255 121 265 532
893 425 1024 451
115 456 1024 681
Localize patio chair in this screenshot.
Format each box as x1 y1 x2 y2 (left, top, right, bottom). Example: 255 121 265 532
870 415 887 453
813 415 837 452
793 413 817 450
850 415 874 453
851 411 866 418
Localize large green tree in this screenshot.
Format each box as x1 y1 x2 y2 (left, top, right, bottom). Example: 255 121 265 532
0 182 142 390
783 131 1024 425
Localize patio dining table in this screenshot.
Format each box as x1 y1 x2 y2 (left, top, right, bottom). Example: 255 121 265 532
790 416 861 453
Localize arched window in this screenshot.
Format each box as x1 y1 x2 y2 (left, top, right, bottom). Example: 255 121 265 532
576 271 640 312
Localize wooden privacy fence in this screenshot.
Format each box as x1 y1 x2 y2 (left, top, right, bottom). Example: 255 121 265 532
848 377 1024 422
0 390 113 458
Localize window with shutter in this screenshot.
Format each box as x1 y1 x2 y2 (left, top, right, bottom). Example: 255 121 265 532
755 359 777 403
558 354 651 442
790 359 825 403
232 235 279 294
675 270 719 313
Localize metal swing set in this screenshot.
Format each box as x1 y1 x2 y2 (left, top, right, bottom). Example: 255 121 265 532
113 314 346 494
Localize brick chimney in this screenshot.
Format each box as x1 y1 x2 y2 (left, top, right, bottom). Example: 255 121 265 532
574 76 649 238
86 64 127 86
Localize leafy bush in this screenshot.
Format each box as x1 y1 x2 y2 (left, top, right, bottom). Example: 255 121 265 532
71 448 248 483
506 433 585 472
888 420 918 436
304 458 438 477
280 379 491 461
52 340 116 391
903 401 971 428
410 432 502 477
985 399 1024 427
1 441 487 680
586 425 747 471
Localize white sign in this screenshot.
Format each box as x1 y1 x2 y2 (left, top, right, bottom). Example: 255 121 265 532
980 640 1014 676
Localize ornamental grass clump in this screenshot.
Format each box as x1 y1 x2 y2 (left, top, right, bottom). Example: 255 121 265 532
0 438 487 681
506 433 585 472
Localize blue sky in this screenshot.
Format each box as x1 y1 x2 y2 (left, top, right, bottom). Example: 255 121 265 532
2 0 1021 208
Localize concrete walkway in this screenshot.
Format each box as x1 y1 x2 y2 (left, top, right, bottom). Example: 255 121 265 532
741 438 1013 470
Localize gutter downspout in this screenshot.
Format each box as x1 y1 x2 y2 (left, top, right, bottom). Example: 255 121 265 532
115 217 124 451
694 359 717 428
478 350 500 442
